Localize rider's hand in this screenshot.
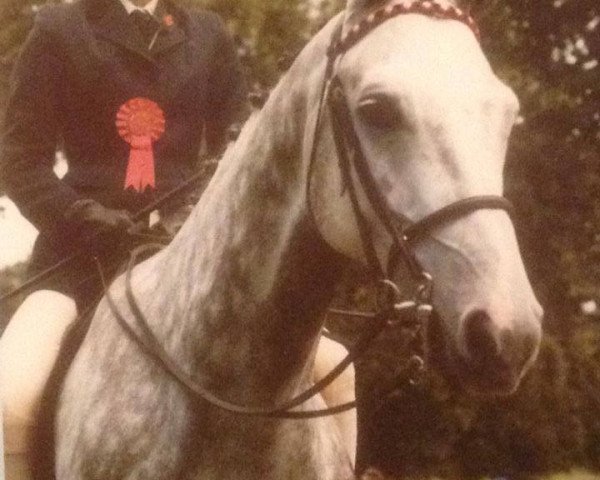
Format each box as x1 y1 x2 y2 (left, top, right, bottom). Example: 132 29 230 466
65 199 136 250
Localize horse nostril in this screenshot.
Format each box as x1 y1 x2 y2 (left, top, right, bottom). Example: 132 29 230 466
463 309 500 363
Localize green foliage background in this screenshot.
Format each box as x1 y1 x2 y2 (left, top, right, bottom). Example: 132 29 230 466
1 0 600 478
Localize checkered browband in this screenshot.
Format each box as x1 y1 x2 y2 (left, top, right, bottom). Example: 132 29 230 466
328 0 480 58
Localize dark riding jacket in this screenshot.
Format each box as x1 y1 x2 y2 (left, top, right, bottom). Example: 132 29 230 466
0 0 246 238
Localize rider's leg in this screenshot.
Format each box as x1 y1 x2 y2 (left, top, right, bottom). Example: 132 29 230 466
314 336 357 467
1 290 77 479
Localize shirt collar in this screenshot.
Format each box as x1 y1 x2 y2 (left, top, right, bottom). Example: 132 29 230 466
119 0 159 15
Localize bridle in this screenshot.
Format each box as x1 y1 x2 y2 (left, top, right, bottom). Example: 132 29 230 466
307 0 514 337
306 0 513 384
102 0 514 420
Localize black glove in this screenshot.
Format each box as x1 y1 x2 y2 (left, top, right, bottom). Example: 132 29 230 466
65 199 136 251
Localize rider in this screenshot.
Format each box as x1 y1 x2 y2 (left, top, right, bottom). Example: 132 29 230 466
0 0 357 476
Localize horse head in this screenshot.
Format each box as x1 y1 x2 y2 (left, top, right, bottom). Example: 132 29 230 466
309 0 543 396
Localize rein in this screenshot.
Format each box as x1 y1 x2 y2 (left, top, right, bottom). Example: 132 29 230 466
98 247 418 419
100 1 513 420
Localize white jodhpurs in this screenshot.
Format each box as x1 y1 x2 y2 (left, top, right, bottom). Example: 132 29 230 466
314 336 357 467
1 290 77 480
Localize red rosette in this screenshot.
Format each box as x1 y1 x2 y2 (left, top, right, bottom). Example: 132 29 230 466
116 97 165 192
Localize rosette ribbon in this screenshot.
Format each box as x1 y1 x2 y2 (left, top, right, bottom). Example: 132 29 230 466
116 98 165 192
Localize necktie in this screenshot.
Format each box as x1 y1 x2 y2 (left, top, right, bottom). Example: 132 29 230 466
130 10 160 47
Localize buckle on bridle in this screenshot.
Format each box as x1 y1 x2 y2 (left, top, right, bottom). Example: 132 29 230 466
377 280 414 326
416 271 433 303
407 354 426 385
377 270 434 327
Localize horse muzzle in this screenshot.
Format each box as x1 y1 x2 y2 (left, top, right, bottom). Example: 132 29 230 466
427 304 543 396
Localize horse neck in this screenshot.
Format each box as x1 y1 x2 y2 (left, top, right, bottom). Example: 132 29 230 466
152 20 346 402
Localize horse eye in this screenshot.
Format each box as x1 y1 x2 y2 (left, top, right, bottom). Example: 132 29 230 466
357 96 401 129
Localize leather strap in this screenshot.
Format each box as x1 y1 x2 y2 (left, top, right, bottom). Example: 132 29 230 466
404 196 514 243
99 245 388 419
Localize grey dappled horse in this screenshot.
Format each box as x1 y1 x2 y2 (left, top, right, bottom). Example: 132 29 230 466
48 1 543 479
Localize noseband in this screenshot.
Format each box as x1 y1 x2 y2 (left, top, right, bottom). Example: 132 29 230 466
104 1 515 420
